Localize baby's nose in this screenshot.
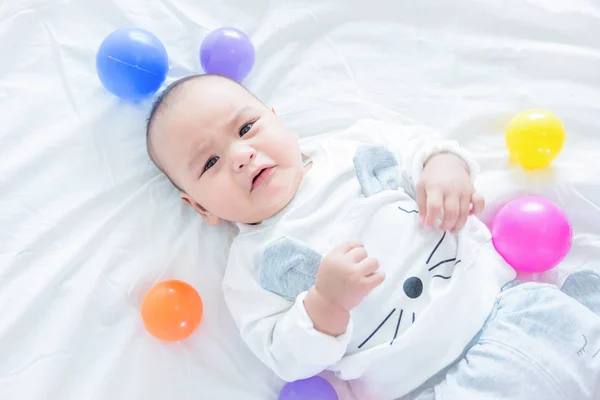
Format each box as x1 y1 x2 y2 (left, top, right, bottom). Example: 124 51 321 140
231 146 256 171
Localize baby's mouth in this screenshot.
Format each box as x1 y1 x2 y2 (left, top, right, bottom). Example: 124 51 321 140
250 166 274 191
252 169 266 184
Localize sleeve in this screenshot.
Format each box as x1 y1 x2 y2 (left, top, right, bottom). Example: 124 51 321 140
222 237 353 382
329 119 480 194
382 122 480 187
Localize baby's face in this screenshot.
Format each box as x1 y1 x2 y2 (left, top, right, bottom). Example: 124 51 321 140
151 77 305 224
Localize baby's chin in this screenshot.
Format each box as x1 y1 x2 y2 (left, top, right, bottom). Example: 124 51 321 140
241 198 293 224
241 187 300 224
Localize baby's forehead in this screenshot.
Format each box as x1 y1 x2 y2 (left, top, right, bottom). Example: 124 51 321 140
168 78 260 121
154 77 259 144
151 74 263 137
179 75 256 103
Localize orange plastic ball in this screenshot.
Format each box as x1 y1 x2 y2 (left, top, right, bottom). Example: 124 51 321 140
141 280 203 342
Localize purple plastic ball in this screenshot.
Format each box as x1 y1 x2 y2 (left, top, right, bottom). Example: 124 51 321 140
278 376 338 400
199 27 255 82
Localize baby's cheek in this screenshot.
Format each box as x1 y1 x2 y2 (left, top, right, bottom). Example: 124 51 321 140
198 183 234 211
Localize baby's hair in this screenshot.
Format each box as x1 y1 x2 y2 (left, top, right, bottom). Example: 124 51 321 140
145 73 261 191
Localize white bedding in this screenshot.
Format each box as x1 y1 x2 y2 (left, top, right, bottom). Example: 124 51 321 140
1 0 599 399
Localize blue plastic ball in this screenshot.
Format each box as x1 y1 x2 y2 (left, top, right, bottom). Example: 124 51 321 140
96 28 169 101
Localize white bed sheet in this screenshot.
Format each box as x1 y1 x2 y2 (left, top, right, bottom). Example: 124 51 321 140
1 0 599 399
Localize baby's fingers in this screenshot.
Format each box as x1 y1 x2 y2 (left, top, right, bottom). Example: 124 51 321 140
470 193 485 215
451 194 471 233
362 271 386 290
417 182 427 222
440 195 459 231
337 241 364 253
348 246 368 263
358 257 380 276
424 189 443 228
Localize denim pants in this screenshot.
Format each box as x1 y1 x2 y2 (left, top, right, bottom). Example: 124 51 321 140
408 270 600 400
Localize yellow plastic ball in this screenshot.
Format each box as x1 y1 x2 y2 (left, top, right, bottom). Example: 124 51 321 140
505 109 566 169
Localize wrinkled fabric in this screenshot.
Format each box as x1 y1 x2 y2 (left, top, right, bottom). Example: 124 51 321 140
408 270 600 400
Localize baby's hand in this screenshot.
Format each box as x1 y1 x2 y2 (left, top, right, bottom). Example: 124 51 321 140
417 152 485 233
314 242 385 312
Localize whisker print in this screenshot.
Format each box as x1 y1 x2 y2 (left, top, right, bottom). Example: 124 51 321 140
428 258 457 272
412 312 416 324
390 309 404 345
398 207 418 214
359 308 396 349
426 232 446 264
593 349 600 359
577 334 588 356
454 260 462 266
433 274 452 280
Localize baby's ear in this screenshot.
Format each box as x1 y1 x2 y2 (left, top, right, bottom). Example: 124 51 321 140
271 107 276 115
181 193 220 226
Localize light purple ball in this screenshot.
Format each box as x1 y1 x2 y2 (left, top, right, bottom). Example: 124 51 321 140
199 27 255 82
491 195 572 273
278 376 338 400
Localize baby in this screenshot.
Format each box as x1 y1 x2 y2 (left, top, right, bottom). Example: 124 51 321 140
146 74 600 400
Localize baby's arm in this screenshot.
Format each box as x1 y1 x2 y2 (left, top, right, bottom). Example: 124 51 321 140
305 241 383 335
347 120 483 232
394 125 484 232
418 152 485 231
224 264 346 381
223 239 382 381
304 287 350 337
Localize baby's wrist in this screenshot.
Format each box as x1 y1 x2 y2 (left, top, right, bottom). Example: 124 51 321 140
305 287 350 336
312 286 347 314
424 152 469 175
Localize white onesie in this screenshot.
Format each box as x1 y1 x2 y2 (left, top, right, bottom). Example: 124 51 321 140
223 119 516 399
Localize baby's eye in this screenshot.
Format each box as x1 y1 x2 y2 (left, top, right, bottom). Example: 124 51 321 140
203 156 219 173
239 122 254 137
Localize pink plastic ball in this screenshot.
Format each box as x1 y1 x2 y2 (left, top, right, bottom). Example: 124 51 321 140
491 196 572 273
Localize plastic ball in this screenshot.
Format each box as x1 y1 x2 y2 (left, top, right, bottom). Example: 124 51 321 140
141 280 203 342
96 28 169 101
491 196 572 273
278 376 338 400
200 27 255 82
505 109 566 169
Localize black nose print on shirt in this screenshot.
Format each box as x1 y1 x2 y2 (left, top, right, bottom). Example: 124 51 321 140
403 277 423 299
